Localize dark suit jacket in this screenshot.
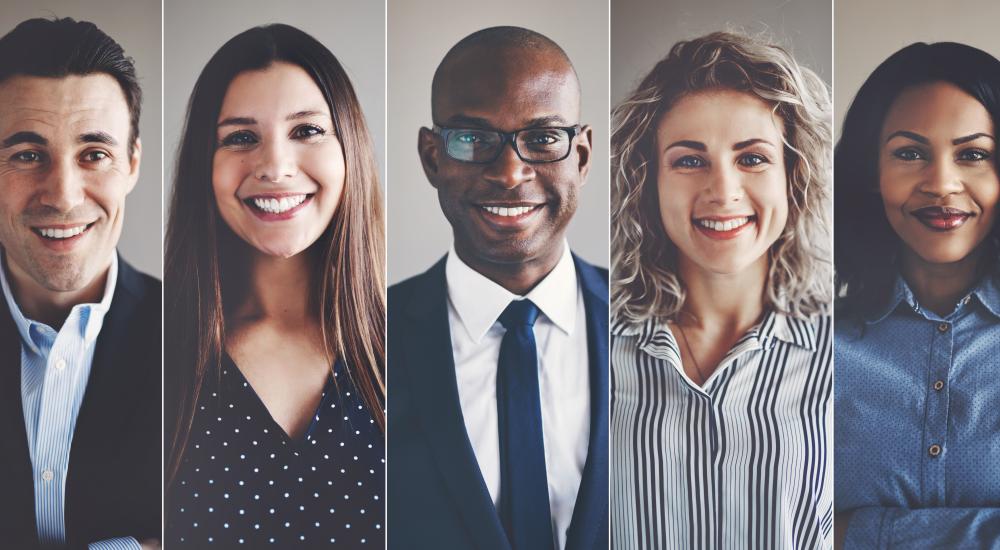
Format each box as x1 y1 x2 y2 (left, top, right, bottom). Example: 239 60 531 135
0 257 161 549
388 253 609 550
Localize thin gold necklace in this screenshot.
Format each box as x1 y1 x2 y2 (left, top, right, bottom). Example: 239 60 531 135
676 322 708 386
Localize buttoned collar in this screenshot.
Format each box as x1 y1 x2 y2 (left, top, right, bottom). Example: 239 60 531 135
867 273 1000 324
445 242 578 344
0 252 118 354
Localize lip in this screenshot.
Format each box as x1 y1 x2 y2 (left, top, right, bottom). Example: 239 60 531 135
692 215 756 241
911 205 973 231
31 221 96 252
473 202 546 231
242 193 314 221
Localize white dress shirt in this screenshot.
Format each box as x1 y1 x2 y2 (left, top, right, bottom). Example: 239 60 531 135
446 242 590 550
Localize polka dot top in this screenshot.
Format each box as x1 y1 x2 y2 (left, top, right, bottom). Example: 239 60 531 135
168 355 384 547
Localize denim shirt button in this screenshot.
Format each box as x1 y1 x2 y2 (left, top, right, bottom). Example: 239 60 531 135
929 444 942 457
937 323 950 333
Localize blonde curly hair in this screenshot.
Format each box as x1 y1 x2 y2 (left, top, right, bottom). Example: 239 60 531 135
611 31 832 324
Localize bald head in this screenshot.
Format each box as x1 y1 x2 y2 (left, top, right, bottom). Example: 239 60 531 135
431 26 581 123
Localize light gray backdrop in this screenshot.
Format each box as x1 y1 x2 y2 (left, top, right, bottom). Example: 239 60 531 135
835 0 1000 137
612 0 832 109
0 0 162 277
164 0 386 217
387 0 610 284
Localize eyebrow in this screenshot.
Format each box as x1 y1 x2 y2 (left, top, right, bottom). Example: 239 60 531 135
80 131 118 146
218 116 257 128
885 130 996 146
664 140 706 152
440 114 572 129
1 131 47 148
733 138 775 150
953 132 995 145
286 110 330 121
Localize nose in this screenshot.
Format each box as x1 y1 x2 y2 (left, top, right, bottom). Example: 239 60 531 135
254 138 298 183
705 164 744 205
38 157 86 212
482 140 534 189
920 157 964 197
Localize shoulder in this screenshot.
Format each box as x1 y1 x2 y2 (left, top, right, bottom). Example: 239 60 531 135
388 256 448 317
115 257 161 317
571 252 609 293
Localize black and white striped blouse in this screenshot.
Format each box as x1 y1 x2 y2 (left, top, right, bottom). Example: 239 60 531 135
610 311 833 549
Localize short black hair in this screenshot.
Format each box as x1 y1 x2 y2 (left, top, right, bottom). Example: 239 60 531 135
835 42 1000 317
0 17 142 152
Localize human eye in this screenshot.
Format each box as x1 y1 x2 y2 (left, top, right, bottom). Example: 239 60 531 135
454 131 485 144
737 152 770 167
10 150 45 164
81 150 111 164
291 124 326 140
219 130 258 148
892 147 924 161
672 155 705 169
957 148 992 162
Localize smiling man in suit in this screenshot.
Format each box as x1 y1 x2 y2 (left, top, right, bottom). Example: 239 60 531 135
388 26 608 550
0 18 160 549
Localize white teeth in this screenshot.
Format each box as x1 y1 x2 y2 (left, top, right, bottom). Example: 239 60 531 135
38 225 87 239
696 216 752 232
251 194 307 214
481 205 536 217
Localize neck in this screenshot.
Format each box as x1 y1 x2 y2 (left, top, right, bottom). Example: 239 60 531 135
677 253 767 335
233 247 317 326
900 246 982 317
5 256 111 329
454 241 564 296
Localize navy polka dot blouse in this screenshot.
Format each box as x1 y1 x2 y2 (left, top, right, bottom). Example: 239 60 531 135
168 356 384 547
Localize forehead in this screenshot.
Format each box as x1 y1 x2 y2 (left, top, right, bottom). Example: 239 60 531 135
218 62 330 121
0 74 130 143
882 81 994 139
434 49 580 129
657 89 784 145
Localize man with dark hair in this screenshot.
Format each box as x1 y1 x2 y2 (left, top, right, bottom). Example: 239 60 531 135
388 26 608 550
0 17 160 550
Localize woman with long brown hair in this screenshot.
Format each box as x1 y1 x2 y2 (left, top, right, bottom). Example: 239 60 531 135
164 24 384 547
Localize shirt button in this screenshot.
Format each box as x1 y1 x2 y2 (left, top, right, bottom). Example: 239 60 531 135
937 323 950 333
933 380 945 391
928 444 942 457
54 358 66 371
41 469 54 481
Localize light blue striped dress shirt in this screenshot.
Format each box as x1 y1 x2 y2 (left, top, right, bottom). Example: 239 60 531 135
1 256 139 550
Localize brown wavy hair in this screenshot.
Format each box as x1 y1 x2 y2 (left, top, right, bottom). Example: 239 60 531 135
164 24 385 491
611 31 832 324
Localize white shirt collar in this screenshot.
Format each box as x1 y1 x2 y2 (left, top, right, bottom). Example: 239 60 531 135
446 242 579 344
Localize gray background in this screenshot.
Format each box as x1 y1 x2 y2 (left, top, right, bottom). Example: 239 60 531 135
835 0 1000 137
0 0 162 277
612 0 832 109
164 0 386 219
387 0 610 284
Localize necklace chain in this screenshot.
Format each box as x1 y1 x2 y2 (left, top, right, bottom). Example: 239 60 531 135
677 322 708 386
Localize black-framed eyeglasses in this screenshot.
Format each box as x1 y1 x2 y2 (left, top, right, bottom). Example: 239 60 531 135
432 124 581 164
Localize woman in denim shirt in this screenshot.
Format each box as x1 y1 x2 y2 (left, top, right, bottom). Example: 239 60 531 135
834 42 1000 549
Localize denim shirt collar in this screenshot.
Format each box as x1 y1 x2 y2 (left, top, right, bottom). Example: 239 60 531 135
867 273 1000 324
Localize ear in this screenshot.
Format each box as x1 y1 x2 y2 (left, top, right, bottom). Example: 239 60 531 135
126 137 142 194
418 127 441 188
576 124 593 184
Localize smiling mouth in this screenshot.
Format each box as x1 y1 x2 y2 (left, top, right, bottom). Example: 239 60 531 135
33 222 95 240
478 204 544 217
911 206 972 231
244 193 313 214
693 215 756 239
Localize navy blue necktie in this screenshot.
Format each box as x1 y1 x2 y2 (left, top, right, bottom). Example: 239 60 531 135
497 299 554 550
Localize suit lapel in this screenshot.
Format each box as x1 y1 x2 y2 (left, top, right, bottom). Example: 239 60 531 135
0 290 38 544
403 257 510 550
67 258 147 505
565 256 609 549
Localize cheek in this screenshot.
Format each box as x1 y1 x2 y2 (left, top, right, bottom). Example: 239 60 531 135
211 154 248 203
657 174 693 238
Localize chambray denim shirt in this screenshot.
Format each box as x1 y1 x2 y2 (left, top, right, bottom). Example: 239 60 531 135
0 256 139 550
835 274 1000 549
